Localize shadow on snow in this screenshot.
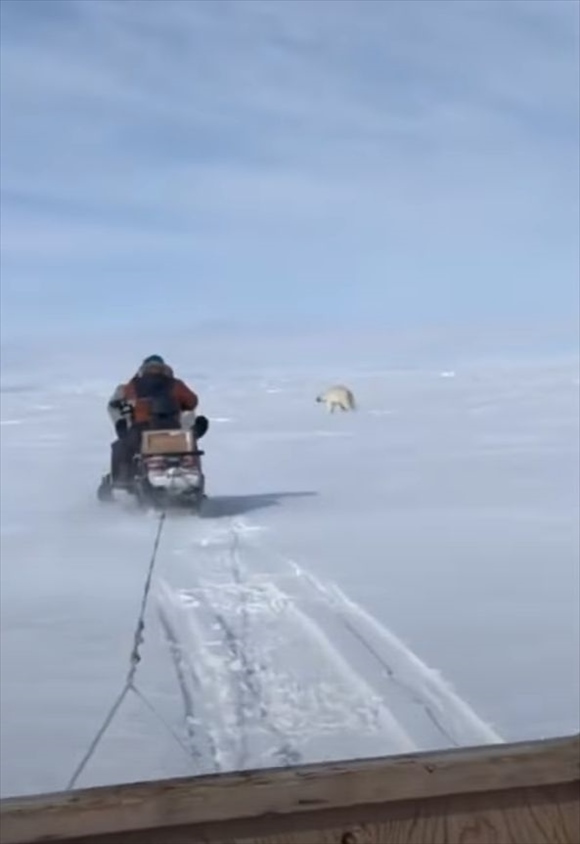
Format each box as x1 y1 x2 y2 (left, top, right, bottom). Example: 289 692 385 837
201 490 317 518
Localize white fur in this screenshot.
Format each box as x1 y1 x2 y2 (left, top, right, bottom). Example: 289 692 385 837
316 384 356 413
107 384 130 426
180 409 198 430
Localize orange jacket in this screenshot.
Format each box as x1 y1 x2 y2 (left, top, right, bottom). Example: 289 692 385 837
121 366 198 426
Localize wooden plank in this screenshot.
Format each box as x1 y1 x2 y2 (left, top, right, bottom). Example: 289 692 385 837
1 735 578 844
28 782 579 844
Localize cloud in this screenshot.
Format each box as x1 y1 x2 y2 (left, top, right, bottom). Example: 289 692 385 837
0 0 578 337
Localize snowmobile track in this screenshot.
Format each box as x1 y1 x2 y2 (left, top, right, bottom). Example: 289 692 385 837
155 516 501 772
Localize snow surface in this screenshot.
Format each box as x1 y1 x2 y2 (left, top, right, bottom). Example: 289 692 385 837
1 347 578 797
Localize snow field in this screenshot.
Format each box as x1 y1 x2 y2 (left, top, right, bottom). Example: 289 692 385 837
1 356 578 795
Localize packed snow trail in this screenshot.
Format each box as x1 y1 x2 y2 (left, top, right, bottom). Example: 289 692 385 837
157 596 220 772
281 561 502 747
156 514 502 773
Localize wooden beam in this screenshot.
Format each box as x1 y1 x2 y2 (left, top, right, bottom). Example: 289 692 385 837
1 735 578 844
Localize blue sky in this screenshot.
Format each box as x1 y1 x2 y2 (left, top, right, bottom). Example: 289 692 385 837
0 0 578 340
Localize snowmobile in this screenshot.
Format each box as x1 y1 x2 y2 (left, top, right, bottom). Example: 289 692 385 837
97 404 206 513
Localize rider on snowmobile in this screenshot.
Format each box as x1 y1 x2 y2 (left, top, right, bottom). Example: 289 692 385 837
107 355 208 484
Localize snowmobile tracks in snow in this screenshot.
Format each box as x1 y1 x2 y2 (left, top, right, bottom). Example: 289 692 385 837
154 515 502 775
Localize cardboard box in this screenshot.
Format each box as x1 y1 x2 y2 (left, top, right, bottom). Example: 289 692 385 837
141 429 193 455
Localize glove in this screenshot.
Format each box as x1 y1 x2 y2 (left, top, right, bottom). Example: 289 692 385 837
115 418 128 438
193 415 209 439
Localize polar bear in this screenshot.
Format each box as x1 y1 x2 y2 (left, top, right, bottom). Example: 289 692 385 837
316 384 356 413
